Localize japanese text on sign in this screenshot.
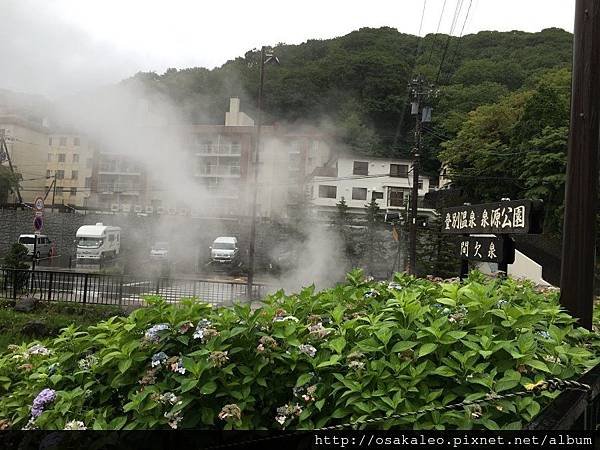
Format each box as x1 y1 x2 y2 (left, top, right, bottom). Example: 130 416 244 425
441 200 543 234
455 236 515 264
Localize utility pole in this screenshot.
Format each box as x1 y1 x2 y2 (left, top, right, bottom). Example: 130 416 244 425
559 0 600 330
246 47 265 300
247 47 279 300
0 136 23 205
407 76 434 275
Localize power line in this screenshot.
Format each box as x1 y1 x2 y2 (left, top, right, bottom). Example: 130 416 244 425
444 0 474 84
435 0 465 84
392 0 430 148
426 0 448 64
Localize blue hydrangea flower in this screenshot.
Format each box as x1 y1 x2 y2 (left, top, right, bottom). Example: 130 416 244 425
31 388 56 418
144 324 170 343
151 352 168 368
299 344 317 358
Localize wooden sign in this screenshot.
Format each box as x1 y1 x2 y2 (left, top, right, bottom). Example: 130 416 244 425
441 200 543 235
455 236 515 264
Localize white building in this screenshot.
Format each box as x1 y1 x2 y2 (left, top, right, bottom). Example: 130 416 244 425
309 155 436 218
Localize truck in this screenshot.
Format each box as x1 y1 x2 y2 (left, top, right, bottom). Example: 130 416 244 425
76 223 121 261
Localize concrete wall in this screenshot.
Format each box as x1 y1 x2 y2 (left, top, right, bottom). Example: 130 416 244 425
0 209 403 281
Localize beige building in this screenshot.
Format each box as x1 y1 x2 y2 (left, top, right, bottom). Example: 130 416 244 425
46 133 95 208
0 114 49 203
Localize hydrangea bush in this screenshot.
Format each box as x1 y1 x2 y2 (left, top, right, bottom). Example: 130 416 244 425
0 270 598 430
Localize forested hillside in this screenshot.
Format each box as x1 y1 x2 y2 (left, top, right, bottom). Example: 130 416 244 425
126 27 573 175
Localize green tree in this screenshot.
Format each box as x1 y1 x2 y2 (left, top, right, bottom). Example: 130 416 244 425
2 243 29 269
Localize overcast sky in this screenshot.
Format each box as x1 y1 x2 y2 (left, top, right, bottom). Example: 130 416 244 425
1 0 575 98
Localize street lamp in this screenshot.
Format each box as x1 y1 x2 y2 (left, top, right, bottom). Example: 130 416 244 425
247 46 279 300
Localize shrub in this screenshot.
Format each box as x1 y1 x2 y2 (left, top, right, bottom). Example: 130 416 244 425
0 270 598 430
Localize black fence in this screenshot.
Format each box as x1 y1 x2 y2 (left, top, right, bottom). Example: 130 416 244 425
0 268 267 308
526 363 600 430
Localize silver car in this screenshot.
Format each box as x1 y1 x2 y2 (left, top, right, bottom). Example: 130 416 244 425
18 234 53 259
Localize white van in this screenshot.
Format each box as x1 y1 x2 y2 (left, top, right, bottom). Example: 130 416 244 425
210 237 239 264
76 223 121 260
18 234 53 259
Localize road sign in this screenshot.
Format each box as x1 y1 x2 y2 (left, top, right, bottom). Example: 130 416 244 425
33 215 44 233
34 197 44 211
441 199 544 235
455 236 515 264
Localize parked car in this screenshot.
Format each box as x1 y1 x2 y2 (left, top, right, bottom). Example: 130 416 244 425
18 234 53 259
210 237 239 265
76 223 121 260
150 241 169 260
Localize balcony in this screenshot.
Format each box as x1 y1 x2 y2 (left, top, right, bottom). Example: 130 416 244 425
97 163 143 175
97 183 142 194
194 143 242 156
207 187 240 199
195 165 241 177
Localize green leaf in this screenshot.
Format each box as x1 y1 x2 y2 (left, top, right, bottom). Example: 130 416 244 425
436 297 456 307
391 341 418 352
417 343 438 359
296 373 313 387
315 399 326 411
524 359 551 373
109 416 127 430
317 355 341 368
200 381 218 394
118 358 132 374
180 379 199 393
332 305 346 324
432 366 456 377
329 337 346 354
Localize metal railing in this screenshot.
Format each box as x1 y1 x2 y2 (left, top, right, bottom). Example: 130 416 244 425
526 363 600 430
196 165 241 177
195 143 241 155
0 268 267 308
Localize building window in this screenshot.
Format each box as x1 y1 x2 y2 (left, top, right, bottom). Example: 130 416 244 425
71 170 78 180
48 137 52 146
389 187 409 207
372 191 383 200
353 161 369 176
418 179 424 190
58 154 66 162
73 137 80 146
46 170 51 178
70 187 77 196
318 185 337 199
352 187 367 201
59 137 67 146
86 158 93 168
55 187 63 195
72 154 79 163
85 177 92 188
390 164 409 177
56 170 64 180
47 153 52 162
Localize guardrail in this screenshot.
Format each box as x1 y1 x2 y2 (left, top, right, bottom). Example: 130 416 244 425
0 268 267 308
526 363 600 430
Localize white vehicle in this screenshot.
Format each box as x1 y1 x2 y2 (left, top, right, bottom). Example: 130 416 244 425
150 241 169 259
76 223 121 260
18 234 53 259
210 237 239 264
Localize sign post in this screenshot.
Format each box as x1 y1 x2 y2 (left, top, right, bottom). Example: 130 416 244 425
441 199 543 279
30 198 45 291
